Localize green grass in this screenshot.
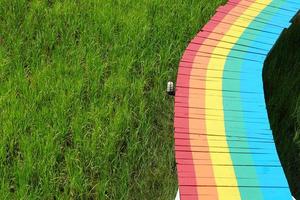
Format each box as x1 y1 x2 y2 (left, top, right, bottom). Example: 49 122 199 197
1 1 299 199
0 0 225 199
263 19 300 199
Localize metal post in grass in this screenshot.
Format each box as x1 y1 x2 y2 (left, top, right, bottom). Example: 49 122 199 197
167 81 175 96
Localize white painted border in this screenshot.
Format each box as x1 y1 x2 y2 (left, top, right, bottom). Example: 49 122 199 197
175 190 180 200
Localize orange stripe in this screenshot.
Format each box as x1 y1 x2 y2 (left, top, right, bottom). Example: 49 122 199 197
188 1 253 199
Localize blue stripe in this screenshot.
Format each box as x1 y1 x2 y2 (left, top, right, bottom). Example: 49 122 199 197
240 1 294 199
223 0 298 199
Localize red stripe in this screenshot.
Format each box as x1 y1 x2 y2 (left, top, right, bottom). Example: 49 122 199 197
174 1 244 199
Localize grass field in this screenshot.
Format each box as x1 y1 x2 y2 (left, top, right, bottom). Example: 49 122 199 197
0 0 226 199
0 0 299 199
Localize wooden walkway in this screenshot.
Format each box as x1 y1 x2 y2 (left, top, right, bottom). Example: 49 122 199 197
174 0 300 199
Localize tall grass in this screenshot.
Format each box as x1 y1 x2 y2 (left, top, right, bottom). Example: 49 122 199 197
2 1 299 199
0 0 225 199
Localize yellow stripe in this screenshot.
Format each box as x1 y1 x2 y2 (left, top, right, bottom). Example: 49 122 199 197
205 1 272 199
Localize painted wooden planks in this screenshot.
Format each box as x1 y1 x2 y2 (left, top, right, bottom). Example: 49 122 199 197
174 0 300 199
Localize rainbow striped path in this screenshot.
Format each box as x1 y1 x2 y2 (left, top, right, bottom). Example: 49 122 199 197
174 0 300 199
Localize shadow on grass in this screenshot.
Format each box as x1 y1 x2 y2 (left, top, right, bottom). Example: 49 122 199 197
263 16 300 199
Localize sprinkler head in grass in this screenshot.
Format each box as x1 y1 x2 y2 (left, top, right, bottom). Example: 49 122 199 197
167 81 175 96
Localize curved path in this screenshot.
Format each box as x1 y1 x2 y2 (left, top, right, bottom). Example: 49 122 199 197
174 0 300 199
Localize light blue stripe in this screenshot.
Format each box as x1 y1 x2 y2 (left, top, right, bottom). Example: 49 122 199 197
240 1 294 199
222 0 298 199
